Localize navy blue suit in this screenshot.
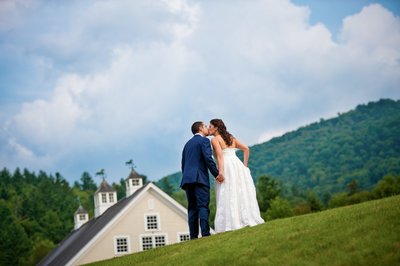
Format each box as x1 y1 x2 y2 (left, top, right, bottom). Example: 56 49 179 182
181 134 219 239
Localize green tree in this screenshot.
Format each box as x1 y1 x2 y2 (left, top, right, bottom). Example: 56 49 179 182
245 99 400 197
141 174 148 185
79 172 97 191
372 174 400 198
348 179 358 196
113 178 126 200
293 202 311 216
256 175 281 212
0 200 30 265
328 192 349 208
348 191 371 204
160 177 174 196
40 210 65 243
306 190 323 211
264 197 294 221
171 190 187 207
26 236 55 265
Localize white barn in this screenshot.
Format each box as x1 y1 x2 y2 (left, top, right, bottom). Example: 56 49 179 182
38 170 190 265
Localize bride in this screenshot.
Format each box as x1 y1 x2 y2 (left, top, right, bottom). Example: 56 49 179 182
209 119 264 233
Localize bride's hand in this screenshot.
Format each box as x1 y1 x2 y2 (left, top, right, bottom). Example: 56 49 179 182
216 174 224 183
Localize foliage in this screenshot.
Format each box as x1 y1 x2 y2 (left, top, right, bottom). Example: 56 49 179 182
305 190 323 211
256 175 281 212
112 178 127 201
327 174 400 209
158 177 174 196
0 200 30 266
74 172 98 191
263 197 294 221
155 172 182 194
87 196 400 266
158 99 400 199
171 190 187 208
328 192 349 208
249 99 400 196
293 202 311 216
372 173 400 198
25 237 55 265
0 167 125 265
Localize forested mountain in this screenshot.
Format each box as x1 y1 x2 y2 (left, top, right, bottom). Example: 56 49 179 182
249 98 400 196
157 99 400 197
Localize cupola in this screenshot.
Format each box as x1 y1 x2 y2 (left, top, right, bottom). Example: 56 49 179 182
94 180 117 218
74 205 88 230
125 170 143 197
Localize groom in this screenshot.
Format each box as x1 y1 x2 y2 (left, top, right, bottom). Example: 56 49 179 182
181 121 224 239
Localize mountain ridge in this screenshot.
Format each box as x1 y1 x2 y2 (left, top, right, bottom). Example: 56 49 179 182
157 98 400 196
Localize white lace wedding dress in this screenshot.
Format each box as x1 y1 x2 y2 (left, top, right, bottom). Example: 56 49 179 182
214 148 264 233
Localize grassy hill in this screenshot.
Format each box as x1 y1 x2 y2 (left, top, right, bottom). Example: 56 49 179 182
87 195 400 266
157 99 400 197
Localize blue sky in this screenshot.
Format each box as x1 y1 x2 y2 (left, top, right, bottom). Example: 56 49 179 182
1 0 399 185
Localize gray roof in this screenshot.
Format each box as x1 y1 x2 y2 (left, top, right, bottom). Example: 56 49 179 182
38 183 149 266
74 205 88 215
126 170 142 180
95 180 116 193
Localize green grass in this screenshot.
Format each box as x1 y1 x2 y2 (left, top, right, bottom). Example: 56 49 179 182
87 196 400 266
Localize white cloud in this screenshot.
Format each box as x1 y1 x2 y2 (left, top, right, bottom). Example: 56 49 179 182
0 0 36 31
1 1 399 181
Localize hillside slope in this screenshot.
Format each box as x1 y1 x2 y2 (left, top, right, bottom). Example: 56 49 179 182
157 99 400 196
87 195 400 266
249 99 400 195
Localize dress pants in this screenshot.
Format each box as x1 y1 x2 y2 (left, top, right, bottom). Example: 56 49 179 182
184 183 210 239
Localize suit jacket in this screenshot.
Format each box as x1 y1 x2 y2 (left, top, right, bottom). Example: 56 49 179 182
181 135 219 188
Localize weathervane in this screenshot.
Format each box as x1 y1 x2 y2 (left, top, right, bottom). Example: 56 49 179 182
125 159 136 171
95 169 106 181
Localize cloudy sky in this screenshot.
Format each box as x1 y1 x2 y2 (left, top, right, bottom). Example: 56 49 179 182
1 0 399 184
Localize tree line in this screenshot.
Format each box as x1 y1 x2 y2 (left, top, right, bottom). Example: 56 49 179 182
159 172 400 227
247 99 400 196
0 168 147 266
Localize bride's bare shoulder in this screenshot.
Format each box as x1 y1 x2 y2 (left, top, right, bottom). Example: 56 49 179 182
231 137 237 148
212 135 225 147
211 136 221 145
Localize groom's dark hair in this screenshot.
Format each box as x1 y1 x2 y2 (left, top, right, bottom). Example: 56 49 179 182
191 121 203 135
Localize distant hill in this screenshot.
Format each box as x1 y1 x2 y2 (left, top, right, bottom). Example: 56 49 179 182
157 99 400 196
87 195 400 266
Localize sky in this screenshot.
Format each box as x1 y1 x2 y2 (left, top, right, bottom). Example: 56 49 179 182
0 0 399 185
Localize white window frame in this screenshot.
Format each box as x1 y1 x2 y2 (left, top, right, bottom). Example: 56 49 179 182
139 234 168 251
101 193 107 203
114 235 131 255
79 214 86 221
109 193 114 203
144 213 161 231
132 179 140 186
177 232 190 243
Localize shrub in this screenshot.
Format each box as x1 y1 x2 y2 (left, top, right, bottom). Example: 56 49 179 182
328 192 349 208
264 197 294 221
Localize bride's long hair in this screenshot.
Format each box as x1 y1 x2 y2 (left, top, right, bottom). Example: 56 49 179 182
210 119 234 146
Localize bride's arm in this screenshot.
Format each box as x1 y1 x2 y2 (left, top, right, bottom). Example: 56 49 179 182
235 138 249 167
211 138 224 175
